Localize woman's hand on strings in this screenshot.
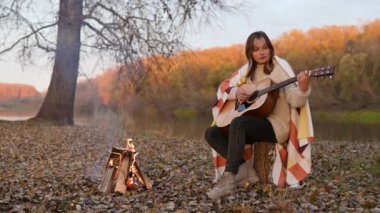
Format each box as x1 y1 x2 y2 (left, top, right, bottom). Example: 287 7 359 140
236 86 249 103
297 70 311 91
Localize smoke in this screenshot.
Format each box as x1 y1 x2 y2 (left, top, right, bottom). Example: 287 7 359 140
80 108 129 183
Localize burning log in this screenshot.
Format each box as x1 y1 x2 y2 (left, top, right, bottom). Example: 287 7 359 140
98 138 153 194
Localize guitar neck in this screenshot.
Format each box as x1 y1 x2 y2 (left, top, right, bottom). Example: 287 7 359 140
258 77 297 96
255 65 335 96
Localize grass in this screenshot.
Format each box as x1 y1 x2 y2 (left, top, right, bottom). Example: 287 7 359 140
313 110 380 124
0 101 40 114
173 107 198 119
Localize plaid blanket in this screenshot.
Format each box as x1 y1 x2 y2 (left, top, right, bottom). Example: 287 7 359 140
211 56 314 187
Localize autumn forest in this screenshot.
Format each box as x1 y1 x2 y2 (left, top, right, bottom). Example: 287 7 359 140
1 20 380 118
79 20 380 117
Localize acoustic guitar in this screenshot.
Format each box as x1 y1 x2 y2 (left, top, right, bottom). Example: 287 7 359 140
215 66 335 127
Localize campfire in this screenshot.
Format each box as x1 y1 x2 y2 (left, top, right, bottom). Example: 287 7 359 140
98 138 153 194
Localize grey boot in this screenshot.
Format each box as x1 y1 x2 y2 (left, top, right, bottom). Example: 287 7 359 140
235 163 259 188
207 172 236 199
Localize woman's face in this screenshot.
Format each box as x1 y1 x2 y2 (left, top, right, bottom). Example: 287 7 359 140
251 37 270 64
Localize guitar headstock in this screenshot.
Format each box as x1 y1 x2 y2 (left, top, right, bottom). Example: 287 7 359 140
311 65 335 79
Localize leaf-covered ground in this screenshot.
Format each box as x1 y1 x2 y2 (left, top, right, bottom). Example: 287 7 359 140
0 120 379 212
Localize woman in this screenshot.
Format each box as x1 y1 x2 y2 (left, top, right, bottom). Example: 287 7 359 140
205 31 311 199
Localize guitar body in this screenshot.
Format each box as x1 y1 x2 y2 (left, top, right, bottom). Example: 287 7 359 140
215 78 279 127
214 65 335 128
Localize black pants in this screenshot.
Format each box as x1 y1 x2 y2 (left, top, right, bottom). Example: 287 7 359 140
205 115 277 174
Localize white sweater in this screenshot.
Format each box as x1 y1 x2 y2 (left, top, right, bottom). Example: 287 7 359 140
227 60 311 143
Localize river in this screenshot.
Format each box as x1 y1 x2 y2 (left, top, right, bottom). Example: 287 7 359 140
1 112 379 142
124 114 380 142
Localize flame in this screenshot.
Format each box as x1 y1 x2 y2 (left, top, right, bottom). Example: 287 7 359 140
130 164 137 173
109 159 114 166
126 138 135 152
127 177 134 185
127 176 137 189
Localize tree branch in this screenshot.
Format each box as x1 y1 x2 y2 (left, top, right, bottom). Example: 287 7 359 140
0 22 56 55
34 33 55 53
82 21 115 45
82 17 123 49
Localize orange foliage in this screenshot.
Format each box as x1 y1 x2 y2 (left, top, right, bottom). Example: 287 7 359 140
89 44 246 112
360 19 380 43
0 83 40 102
274 25 359 70
90 19 380 112
95 67 120 105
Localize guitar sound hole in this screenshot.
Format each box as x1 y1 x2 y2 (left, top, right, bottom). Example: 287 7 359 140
247 91 259 104
236 102 251 112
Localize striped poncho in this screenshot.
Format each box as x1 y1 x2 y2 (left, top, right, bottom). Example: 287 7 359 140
211 56 314 187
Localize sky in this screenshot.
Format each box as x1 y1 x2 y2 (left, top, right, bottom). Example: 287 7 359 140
0 0 379 92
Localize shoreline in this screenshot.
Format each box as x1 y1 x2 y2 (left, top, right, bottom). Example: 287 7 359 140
1 108 380 123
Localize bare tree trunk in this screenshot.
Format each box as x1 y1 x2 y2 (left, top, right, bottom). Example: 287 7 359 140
254 142 274 184
35 0 83 125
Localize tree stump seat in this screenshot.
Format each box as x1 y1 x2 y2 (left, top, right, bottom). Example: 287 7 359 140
253 142 275 184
